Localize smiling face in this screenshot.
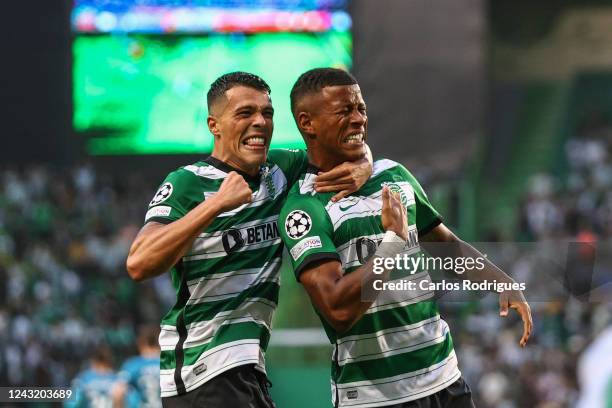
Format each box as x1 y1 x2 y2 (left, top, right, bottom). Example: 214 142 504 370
297 84 367 169
207 85 274 175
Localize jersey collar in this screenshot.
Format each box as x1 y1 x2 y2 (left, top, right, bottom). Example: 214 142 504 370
204 156 261 183
306 163 321 175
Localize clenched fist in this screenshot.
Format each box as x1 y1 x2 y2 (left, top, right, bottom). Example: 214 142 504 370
213 172 253 212
381 186 408 240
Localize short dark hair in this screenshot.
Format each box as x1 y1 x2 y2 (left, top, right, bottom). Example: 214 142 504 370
207 71 271 111
138 325 160 348
91 345 113 367
290 68 358 115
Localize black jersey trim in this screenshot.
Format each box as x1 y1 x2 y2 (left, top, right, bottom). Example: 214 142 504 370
418 217 443 238
145 217 174 225
204 156 261 183
306 163 321 175
294 252 341 282
173 261 191 395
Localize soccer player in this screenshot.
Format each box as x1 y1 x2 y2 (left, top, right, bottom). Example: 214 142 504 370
279 68 533 408
126 72 373 407
65 346 119 408
112 325 162 408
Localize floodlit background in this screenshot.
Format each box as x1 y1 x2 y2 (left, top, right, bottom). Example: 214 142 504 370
1 0 612 406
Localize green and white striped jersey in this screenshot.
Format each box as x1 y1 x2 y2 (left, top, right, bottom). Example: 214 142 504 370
144 149 308 397
279 159 461 408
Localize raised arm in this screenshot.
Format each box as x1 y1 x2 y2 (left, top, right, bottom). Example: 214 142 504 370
421 224 533 347
299 187 407 334
126 172 252 281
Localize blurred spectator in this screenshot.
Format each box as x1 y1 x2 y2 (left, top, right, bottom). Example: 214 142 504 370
0 164 172 388
65 345 119 408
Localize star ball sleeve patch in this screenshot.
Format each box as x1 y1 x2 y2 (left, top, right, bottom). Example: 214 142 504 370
285 210 312 239
149 182 173 206
144 167 203 224
279 194 340 281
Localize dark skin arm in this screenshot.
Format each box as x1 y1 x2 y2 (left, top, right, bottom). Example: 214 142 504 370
421 224 533 347
299 187 407 334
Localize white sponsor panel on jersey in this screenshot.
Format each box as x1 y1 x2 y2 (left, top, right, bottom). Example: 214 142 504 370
290 236 323 260
145 205 172 221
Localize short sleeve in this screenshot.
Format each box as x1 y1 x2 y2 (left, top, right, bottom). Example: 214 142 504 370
279 195 340 282
144 168 202 225
267 149 308 185
64 377 83 408
402 167 443 236
117 366 131 384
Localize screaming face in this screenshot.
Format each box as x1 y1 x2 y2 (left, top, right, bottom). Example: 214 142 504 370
208 85 274 175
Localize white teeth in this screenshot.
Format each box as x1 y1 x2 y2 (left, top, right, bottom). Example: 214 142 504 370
345 134 364 143
245 137 265 145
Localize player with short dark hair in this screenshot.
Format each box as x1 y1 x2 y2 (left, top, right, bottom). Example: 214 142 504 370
289 67 357 114
112 325 162 408
279 67 533 408
127 71 374 407
207 71 271 110
65 345 119 408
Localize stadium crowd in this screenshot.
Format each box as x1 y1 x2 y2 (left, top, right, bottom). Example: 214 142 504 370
451 115 612 408
0 164 172 389
0 127 610 406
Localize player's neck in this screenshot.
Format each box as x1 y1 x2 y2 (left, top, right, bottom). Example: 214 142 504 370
307 151 342 172
92 362 113 373
140 347 160 358
209 151 259 177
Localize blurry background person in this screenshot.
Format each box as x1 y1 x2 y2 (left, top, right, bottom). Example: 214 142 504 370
576 325 612 408
65 345 118 408
112 325 161 408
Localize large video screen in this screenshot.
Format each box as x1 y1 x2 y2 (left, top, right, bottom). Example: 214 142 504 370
72 0 352 155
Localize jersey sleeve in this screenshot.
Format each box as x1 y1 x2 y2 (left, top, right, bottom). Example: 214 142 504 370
144 168 202 225
117 363 131 384
279 194 340 282
401 166 443 236
64 377 83 408
267 149 309 185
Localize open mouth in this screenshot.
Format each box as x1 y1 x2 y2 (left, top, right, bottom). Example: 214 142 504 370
242 136 267 149
343 133 364 144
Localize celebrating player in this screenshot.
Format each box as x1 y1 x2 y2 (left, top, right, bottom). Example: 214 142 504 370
278 68 533 408
126 72 373 407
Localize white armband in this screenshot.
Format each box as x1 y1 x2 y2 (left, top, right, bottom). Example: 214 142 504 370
375 231 407 259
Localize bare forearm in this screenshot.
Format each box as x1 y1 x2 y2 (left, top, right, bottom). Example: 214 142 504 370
326 257 392 328
127 199 223 280
456 240 514 284
422 238 514 286
321 237 406 332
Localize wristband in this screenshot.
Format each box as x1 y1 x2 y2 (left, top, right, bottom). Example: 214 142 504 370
375 231 407 259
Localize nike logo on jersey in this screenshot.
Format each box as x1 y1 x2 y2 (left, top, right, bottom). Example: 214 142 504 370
338 197 360 212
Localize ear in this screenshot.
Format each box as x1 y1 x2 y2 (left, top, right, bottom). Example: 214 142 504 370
297 111 316 139
207 116 221 138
